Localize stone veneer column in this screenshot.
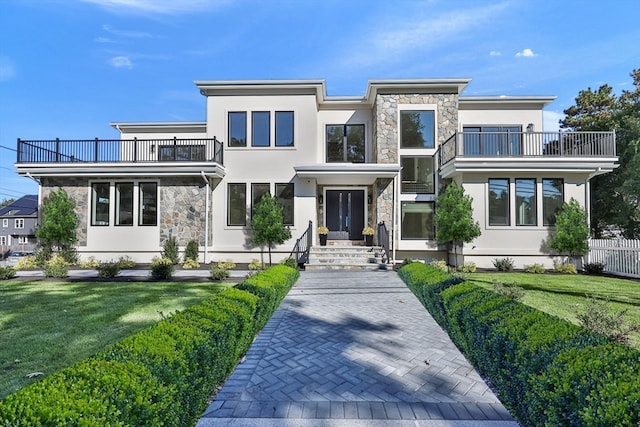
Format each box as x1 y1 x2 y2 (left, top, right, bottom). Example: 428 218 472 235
159 178 207 247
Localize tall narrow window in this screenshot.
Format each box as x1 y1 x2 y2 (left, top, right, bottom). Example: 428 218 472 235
275 111 294 147
488 178 510 226
251 183 270 217
275 183 294 225
115 182 134 226
228 112 247 147
139 182 157 226
400 111 435 148
91 182 110 226
2 219 8 227
516 179 537 226
401 202 435 239
326 124 365 162
543 178 564 226
227 183 247 226
252 111 270 147
400 156 435 193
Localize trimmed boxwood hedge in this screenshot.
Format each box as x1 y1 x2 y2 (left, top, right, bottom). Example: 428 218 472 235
399 262 640 426
0 264 299 426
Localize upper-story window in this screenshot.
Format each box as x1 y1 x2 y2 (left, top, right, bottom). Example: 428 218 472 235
14 218 24 229
401 156 435 194
229 112 247 147
326 124 365 163
463 126 521 156
275 111 294 147
400 111 435 148
252 112 270 147
2 219 8 227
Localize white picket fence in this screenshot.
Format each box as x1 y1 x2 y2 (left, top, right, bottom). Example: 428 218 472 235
588 239 640 278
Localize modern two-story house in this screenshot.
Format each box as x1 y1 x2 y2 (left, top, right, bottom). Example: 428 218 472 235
0 194 38 256
15 78 617 268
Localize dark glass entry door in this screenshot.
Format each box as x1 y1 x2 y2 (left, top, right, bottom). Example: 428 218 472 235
325 190 365 240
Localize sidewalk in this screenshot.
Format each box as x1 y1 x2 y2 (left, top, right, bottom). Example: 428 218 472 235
196 270 518 426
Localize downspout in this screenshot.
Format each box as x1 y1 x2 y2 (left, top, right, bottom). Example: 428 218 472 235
200 171 210 264
393 173 398 265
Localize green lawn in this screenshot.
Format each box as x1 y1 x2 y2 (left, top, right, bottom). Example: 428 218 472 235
467 272 640 348
0 280 230 398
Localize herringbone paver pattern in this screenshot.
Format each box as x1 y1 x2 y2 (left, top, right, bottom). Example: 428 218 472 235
197 270 517 426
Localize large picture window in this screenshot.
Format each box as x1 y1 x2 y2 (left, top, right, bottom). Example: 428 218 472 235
228 112 247 147
227 183 247 226
115 182 134 226
401 202 435 239
275 111 294 147
275 183 294 225
400 111 435 148
326 124 365 162
252 111 270 147
488 178 510 226
139 182 157 226
401 156 435 193
515 179 537 226
543 179 564 226
91 182 110 226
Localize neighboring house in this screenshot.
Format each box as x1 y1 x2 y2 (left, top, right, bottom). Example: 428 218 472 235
14 79 618 268
0 195 38 255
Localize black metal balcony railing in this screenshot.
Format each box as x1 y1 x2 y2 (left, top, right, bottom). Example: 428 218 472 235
440 131 616 166
16 137 224 165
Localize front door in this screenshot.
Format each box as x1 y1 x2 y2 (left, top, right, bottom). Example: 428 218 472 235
325 190 365 240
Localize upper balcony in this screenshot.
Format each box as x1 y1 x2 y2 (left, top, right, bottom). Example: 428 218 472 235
15 137 226 180
439 130 618 178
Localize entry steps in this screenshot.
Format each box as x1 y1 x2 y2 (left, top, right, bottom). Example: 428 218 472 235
306 244 388 270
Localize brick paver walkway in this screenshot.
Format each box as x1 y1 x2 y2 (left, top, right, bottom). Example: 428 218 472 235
197 270 517 426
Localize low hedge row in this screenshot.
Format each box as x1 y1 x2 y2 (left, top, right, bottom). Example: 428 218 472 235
0 264 300 426
399 262 640 426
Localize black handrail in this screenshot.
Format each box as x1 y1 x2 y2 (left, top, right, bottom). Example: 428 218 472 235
377 221 390 264
290 220 312 266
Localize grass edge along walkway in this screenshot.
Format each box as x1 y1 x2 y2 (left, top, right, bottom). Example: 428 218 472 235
0 265 300 427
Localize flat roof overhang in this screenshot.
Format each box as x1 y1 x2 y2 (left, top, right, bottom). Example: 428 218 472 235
294 163 401 185
15 162 226 180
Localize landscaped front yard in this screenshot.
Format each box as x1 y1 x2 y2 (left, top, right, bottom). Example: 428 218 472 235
467 272 640 348
0 280 230 398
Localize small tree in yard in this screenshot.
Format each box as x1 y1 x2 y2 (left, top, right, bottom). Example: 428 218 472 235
252 193 291 266
548 198 589 264
36 189 78 263
435 181 481 270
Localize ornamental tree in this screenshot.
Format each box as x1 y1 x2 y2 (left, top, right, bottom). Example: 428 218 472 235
36 188 78 259
251 193 291 266
435 181 481 269
547 198 589 264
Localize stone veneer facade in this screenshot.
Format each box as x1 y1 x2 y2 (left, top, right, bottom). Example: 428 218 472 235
159 178 209 247
41 177 89 246
372 92 460 238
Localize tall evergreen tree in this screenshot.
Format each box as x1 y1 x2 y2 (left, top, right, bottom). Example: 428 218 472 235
435 181 481 269
548 198 589 263
251 193 291 265
561 69 640 238
36 189 78 252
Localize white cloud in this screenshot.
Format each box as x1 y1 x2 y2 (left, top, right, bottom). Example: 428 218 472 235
81 0 229 14
0 55 16 82
490 50 502 56
543 110 564 132
95 36 116 43
109 56 133 69
102 24 152 39
516 48 537 57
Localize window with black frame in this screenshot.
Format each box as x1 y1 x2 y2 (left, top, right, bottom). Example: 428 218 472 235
326 124 365 162
463 126 522 156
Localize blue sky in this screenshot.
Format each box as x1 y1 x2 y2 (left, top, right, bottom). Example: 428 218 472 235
1 0 638 200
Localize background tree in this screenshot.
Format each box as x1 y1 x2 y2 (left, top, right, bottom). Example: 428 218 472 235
0 198 15 209
547 198 589 264
36 189 78 262
251 193 291 266
561 69 640 238
435 181 481 269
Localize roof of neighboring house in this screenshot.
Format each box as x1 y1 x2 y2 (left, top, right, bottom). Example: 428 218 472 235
0 195 38 217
